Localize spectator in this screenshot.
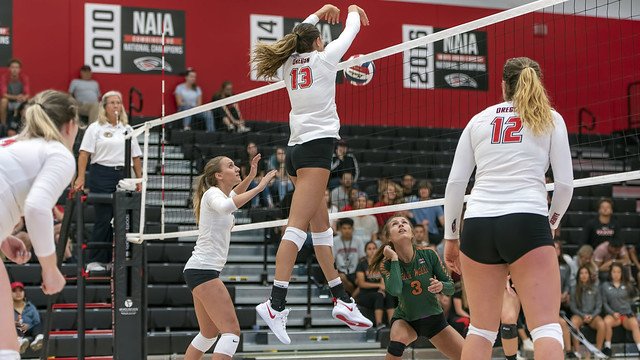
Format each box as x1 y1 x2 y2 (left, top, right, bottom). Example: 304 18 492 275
569 266 606 354
211 81 249 133
175 68 214 132
355 241 395 327
332 218 365 297
556 241 572 309
408 181 444 243
329 140 359 189
345 192 379 243
601 263 640 356
240 142 273 208
581 198 619 248
5 101 28 137
12 282 43 354
571 244 599 283
74 91 143 272
364 178 390 205
593 238 631 281
451 280 470 335
373 181 404 227
324 189 339 233
68 65 101 124
401 174 417 199
331 172 355 210
268 147 293 204
0 58 30 125
413 223 431 248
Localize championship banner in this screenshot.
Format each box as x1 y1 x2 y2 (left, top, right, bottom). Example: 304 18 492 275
85 3 185 74
403 25 488 90
249 14 342 81
0 0 12 66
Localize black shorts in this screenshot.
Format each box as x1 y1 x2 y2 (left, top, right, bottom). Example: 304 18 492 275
183 269 220 290
285 137 335 177
392 312 449 339
461 213 553 265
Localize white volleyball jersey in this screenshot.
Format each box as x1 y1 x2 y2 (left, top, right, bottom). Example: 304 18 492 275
284 12 360 145
0 137 75 257
184 187 238 272
444 101 574 239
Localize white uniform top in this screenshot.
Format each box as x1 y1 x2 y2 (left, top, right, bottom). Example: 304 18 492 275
80 121 142 167
184 187 238 272
284 12 361 145
444 101 574 239
0 137 75 257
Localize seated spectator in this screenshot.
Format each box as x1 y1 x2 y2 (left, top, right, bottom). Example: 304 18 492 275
175 68 214 131
413 224 431 249
451 280 470 335
68 65 101 123
325 189 339 233
594 238 631 282
438 293 464 336
407 181 444 243
240 142 273 208
12 282 43 354
373 181 405 227
6 101 28 137
331 172 355 211
346 192 379 243
364 178 389 205
401 174 417 199
571 244 599 284
581 198 619 249
268 147 293 205
332 218 365 297
556 240 572 309
0 58 30 126
355 241 394 327
601 263 640 357
329 140 359 189
569 266 606 353
211 81 249 133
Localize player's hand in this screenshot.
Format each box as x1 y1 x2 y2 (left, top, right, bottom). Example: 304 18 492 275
614 312 621 319
347 5 369 26
318 4 340 24
41 267 66 295
378 283 385 293
1 235 31 264
248 154 262 179
444 239 461 275
257 170 277 191
383 245 398 261
505 275 517 296
427 277 443 293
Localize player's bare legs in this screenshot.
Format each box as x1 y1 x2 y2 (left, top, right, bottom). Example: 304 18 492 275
184 295 219 359
501 288 521 358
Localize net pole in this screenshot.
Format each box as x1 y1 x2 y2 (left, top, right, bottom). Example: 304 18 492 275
133 125 151 244
160 20 166 235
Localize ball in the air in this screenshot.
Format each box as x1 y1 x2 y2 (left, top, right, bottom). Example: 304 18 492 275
344 54 375 86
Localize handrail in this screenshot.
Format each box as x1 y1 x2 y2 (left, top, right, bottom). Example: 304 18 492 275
128 87 143 117
578 107 596 139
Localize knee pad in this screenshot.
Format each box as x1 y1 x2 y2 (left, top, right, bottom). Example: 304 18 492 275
387 340 407 357
0 350 20 360
467 324 498 345
283 227 307 251
500 323 518 340
190 332 217 352
213 333 240 357
530 323 563 348
312 228 334 247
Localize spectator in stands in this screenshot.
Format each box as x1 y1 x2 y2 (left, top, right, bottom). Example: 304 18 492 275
240 142 273 208
174 68 214 132
325 189 339 233
364 178 389 205
601 263 640 357
68 65 101 124
0 58 30 126
373 181 405 227
593 238 631 281
12 282 43 354
556 241 572 309
331 172 355 210
74 91 143 272
355 240 395 327
581 198 619 248
452 280 470 335
401 174 418 199
571 244 599 283
413 224 430 248
408 181 444 243
211 81 249 133
439 293 466 336
4 101 28 137
343 192 378 243
333 218 365 297
329 140 359 189
569 265 606 354
268 147 293 205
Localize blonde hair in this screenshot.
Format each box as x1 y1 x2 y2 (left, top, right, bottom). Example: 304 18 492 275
97 90 129 125
19 90 78 143
503 57 553 135
251 23 320 80
192 156 225 224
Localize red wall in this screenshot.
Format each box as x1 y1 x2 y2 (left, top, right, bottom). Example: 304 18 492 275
6 0 640 133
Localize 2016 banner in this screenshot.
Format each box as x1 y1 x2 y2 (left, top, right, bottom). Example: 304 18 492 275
85 3 185 74
0 0 12 66
403 24 488 91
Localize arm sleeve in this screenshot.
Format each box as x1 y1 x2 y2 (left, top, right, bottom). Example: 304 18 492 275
429 250 454 295
324 12 361 65
204 191 238 214
383 261 403 297
601 285 614 315
444 123 476 239
569 289 584 317
548 115 574 229
24 150 75 257
593 289 604 317
302 14 319 25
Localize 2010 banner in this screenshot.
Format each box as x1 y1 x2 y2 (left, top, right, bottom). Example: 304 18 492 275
85 3 185 75
0 0 12 66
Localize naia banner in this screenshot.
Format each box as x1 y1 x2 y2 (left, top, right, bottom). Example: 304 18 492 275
84 3 185 74
0 0 12 66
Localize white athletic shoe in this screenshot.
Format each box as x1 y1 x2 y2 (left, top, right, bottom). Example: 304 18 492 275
30 334 44 351
332 297 373 331
256 300 291 345
18 337 29 354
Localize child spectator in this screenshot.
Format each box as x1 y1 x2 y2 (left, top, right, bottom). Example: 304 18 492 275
12 282 43 354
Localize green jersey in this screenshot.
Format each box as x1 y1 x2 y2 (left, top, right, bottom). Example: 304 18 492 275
382 247 454 321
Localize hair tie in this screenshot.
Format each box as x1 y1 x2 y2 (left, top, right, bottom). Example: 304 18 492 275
35 103 46 111
295 33 301 41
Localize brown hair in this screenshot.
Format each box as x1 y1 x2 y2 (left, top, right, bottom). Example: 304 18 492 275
368 216 414 273
575 265 596 309
609 263 635 297
192 156 225 224
19 90 78 144
251 23 320 80
503 57 553 135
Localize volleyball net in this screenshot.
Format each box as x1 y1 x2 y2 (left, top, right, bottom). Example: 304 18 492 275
127 0 640 243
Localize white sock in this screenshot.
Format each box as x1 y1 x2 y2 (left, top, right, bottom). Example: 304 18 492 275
327 277 342 288
636 343 640 351
605 341 611 348
273 280 289 289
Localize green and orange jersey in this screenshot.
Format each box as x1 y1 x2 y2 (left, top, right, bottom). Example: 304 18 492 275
382 247 454 321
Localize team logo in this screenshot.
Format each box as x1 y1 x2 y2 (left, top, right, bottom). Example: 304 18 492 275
133 56 173 72
418 258 426 265
451 219 457 234
444 73 478 88
103 131 113 138
549 212 560 226
124 299 133 308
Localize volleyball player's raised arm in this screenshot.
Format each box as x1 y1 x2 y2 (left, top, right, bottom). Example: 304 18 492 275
547 114 573 230
324 6 368 65
444 123 476 240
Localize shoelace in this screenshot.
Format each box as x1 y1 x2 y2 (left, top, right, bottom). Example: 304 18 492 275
278 312 288 330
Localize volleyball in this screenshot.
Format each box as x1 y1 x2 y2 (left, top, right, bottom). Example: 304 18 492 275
344 54 375 86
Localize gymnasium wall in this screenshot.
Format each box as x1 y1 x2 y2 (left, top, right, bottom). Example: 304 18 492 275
4 0 640 133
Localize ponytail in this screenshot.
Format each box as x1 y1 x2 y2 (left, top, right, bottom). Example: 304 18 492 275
503 57 553 136
19 90 78 144
192 156 225 224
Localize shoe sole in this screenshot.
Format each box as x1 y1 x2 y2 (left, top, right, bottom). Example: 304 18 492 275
19 342 28 354
31 341 43 351
335 314 373 331
255 305 291 345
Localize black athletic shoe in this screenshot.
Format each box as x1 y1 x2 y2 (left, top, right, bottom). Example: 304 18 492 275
602 347 612 356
